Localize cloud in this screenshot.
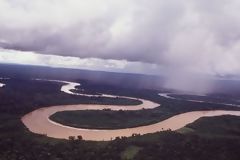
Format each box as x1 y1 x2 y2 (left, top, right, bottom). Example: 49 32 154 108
1 0 240 93
0 49 161 75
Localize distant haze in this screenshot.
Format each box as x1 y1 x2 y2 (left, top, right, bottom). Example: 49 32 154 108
1 0 240 93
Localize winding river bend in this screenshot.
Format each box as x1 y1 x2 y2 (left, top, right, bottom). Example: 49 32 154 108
22 80 240 141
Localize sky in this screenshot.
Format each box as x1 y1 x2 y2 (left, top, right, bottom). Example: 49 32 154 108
1 0 240 92
0 48 161 75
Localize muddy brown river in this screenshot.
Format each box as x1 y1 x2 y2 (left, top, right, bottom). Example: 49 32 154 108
21 80 240 141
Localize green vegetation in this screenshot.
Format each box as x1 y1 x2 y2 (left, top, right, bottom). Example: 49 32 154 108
121 145 142 160
177 127 195 134
183 115 240 138
50 109 169 129
132 131 240 160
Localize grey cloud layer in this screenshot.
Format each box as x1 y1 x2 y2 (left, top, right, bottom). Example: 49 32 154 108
1 0 240 75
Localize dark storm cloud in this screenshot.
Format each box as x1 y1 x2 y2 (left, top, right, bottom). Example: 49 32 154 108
1 0 240 77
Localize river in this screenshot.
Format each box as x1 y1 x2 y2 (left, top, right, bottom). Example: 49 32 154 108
21 80 240 141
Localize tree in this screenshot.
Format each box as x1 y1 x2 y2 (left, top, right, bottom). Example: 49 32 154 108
77 135 83 141
68 136 75 141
